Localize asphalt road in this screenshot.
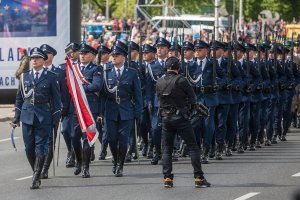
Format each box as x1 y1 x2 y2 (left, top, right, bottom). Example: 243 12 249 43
0 121 300 200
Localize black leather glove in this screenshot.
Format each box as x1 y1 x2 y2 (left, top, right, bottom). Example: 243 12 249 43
11 118 20 128
224 84 232 91
256 84 263 91
246 85 252 93
96 113 104 126
233 85 240 91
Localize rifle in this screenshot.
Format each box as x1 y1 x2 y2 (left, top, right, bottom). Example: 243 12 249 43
138 26 144 73
175 21 179 57
246 43 251 92
212 28 217 86
128 25 133 68
227 29 232 84
181 24 185 73
199 22 202 40
291 33 295 69
233 33 238 64
282 36 286 71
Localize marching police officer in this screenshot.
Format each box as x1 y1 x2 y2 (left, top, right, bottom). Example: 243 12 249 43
12 47 61 189
39 44 69 179
71 44 103 178
146 37 170 165
102 41 142 177
58 42 80 168
96 44 111 160
156 56 211 188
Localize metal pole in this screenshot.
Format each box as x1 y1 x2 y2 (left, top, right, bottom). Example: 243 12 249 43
232 0 235 31
239 0 243 31
106 0 109 21
214 0 220 40
70 0 82 43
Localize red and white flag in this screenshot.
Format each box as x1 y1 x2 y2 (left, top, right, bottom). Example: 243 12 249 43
65 57 98 146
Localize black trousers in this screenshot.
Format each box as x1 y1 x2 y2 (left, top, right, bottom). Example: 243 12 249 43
162 114 204 179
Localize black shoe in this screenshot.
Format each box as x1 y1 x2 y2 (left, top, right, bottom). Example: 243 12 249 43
237 145 244 153
164 178 173 188
265 140 272 146
271 137 278 144
209 152 215 159
90 150 95 162
225 148 233 156
125 153 132 163
74 163 82 175
195 177 211 188
30 156 44 190
281 135 287 141
249 144 256 151
112 164 117 174
255 141 262 148
231 146 238 152
82 167 90 178
172 151 179 162
201 156 209 164
215 152 223 160
151 154 161 165
115 165 123 177
147 150 153 159
30 177 41 189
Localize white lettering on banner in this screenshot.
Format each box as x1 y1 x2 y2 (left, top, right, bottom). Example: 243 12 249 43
0 47 31 62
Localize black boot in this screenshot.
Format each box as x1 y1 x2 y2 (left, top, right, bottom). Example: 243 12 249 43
30 156 45 189
237 141 244 153
292 112 297 128
26 153 35 171
209 144 216 159
109 144 119 175
125 145 134 163
142 144 148 157
98 143 108 160
90 145 95 162
66 148 75 168
147 144 154 159
201 145 209 164
215 144 224 160
74 145 82 176
272 130 279 144
41 145 53 179
225 142 233 156
116 145 127 177
82 147 91 178
151 145 162 165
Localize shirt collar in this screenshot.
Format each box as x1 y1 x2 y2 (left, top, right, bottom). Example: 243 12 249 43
158 58 167 63
115 65 125 74
44 64 53 71
33 68 44 76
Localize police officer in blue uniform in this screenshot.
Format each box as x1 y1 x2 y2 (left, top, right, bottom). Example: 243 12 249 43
141 44 157 158
212 41 232 160
96 44 112 160
168 41 181 57
102 41 142 177
266 44 280 145
186 39 225 163
72 44 104 178
246 43 263 151
12 47 61 189
222 42 243 156
38 44 69 179
146 37 170 165
58 42 80 167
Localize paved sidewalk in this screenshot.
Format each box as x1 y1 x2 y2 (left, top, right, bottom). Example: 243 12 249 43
0 104 14 122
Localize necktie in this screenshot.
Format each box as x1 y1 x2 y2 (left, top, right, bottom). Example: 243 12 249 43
117 69 121 79
161 60 165 68
34 72 39 82
81 66 85 72
198 60 203 74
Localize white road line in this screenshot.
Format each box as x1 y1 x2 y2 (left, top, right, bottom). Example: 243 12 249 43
234 192 260 200
16 175 32 181
106 156 112 159
292 172 300 177
0 137 20 143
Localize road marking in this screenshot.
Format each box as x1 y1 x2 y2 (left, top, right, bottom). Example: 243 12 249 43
106 156 112 159
292 172 300 177
16 175 32 181
0 137 20 143
234 192 260 200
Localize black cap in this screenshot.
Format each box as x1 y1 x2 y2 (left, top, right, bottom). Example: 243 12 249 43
110 45 128 56
114 40 128 53
65 42 80 54
233 42 246 52
223 42 233 51
79 43 98 55
97 44 111 54
165 56 180 70
30 47 48 60
194 40 209 49
130 41 140 51
245 43 257 51
169 42 181 52
40 44 57 56
182 41 194 51
142 44 156 53
210 40 225 50
256 44 266 53
155 37 171 48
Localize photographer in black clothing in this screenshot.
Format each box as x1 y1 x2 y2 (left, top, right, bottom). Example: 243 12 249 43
156 56 211 188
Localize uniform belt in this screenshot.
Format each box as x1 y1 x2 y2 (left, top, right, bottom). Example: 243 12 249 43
193 86 217 93
107 97 130 104
25 99 50 105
